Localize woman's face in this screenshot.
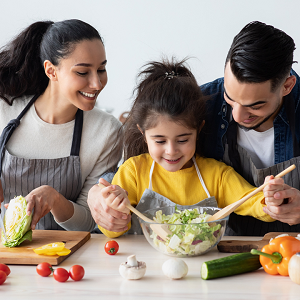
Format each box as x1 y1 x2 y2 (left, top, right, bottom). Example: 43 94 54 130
54 38 107 111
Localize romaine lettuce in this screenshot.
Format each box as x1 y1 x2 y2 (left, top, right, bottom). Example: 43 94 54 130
1 196 32 247
151 205 221 256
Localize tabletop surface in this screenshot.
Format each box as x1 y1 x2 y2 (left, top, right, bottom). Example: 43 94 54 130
0 234 299 299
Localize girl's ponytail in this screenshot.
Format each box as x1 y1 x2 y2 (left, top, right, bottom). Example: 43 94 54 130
0 21 53 104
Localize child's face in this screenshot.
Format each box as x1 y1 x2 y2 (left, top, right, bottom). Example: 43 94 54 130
144 116 197 172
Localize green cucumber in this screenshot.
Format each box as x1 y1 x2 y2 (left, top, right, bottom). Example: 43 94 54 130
201 252 261 280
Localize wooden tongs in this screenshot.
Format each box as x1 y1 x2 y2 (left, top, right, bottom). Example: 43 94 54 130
208 164 296 222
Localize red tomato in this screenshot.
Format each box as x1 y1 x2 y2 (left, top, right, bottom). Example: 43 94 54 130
53 268 69 282
0 270 7 285
69 265 85 281
104 240 119 255
36 262 53 277
0 264 10 276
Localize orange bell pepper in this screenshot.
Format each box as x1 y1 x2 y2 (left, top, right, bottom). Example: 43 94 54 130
251 236 300 276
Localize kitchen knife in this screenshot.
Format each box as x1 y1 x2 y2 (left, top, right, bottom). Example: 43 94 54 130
0 208 7 242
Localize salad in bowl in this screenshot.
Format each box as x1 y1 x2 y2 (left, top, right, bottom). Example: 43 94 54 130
138 205 228 257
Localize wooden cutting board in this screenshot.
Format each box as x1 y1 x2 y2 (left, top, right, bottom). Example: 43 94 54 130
0 229 90 265
217 232 300 253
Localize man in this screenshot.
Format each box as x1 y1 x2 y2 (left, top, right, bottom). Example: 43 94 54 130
88 21 300 236
200 21 300 235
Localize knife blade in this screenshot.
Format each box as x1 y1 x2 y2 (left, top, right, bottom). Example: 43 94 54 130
0 207 7 242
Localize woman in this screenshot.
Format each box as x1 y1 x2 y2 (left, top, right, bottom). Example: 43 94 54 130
0 19 121 231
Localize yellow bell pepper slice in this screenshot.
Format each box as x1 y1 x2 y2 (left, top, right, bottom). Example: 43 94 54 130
56 248 71 256
33 242 70 256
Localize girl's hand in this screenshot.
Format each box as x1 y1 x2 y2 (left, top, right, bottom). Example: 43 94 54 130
102 185 130 215
25 185 60 229
87 179 131 232
263 175 285 206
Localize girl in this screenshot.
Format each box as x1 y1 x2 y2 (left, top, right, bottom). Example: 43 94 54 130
97 59 281 238
0 20 121 231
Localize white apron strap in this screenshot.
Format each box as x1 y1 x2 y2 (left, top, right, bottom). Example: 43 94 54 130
192 156 211 198
148 160 155 190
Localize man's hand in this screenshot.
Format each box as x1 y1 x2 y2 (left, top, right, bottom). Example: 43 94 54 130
87 178 131 232
263 176 300 225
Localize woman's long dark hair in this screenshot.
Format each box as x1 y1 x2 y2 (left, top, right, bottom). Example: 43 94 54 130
123 58 206 161
0 19 103 104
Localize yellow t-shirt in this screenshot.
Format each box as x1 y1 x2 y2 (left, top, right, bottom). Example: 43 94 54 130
99 154 273 237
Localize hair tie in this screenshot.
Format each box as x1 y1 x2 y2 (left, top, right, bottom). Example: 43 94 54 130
164 71 178 79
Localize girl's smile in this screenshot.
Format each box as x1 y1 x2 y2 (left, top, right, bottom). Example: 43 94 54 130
144 116 197 172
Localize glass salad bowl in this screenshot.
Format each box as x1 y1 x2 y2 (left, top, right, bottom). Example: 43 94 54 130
138 205 228 257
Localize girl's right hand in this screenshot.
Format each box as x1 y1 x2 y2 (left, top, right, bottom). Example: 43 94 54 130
101 185 130 215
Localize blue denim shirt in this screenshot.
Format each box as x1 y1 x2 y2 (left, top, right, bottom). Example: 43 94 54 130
200 69 300 164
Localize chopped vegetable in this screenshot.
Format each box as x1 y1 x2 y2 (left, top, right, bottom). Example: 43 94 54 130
33 242 71 256
251 235 300 276
201 252 261 280
150 206 222 256
1 196 32 247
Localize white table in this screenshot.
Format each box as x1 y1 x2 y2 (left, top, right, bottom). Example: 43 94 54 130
1 234 299 299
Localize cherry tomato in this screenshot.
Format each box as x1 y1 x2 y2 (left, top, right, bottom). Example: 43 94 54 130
0 270 7 285
69 265 85 281
53 268 69 282
0 264 10 276
36 262 53 277
104 240 119 255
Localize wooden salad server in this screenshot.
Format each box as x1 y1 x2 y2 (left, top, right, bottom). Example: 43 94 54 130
97 183 172 241
208 164 296 222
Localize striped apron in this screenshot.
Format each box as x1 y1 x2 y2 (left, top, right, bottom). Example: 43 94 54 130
223 94 300 236
0 95 83 230
128 157 218 234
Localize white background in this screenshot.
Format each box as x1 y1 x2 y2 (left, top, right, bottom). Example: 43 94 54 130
1 0 300 120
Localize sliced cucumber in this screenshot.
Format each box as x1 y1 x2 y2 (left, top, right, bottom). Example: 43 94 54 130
201 252 261 280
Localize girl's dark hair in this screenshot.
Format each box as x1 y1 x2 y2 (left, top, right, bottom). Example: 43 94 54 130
123 58 206 161
0 19 103 104
226 21 297 91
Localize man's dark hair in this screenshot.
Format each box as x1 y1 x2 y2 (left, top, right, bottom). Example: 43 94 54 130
226 21 297 91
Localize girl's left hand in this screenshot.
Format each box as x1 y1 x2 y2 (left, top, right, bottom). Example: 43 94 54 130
25 185 60 229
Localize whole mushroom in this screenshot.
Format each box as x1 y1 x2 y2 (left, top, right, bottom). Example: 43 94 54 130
162 258 188 279
119 255 146 280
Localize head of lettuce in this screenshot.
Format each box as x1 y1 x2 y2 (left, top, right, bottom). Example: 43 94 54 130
1 196 33 247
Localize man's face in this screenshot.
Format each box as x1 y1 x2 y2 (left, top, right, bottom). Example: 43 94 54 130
223 63 284 132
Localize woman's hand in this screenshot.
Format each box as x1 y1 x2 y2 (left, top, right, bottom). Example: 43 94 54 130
87 178 131 232
25 185 60 230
